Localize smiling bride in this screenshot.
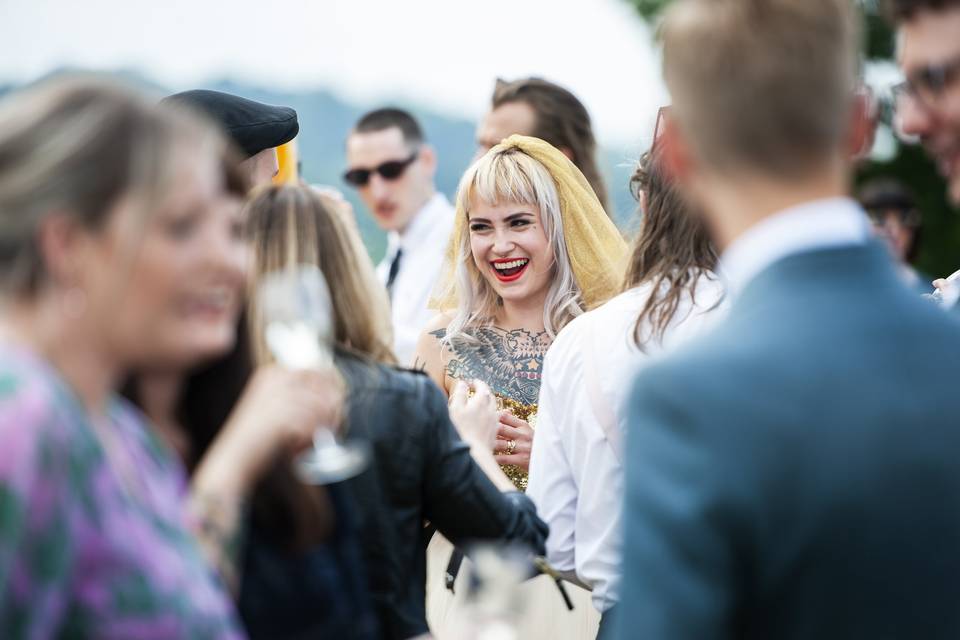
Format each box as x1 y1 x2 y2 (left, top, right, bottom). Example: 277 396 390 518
415 135 627 639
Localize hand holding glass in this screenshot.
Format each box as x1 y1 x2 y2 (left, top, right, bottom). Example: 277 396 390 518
259 265 368 484
925 268 960 308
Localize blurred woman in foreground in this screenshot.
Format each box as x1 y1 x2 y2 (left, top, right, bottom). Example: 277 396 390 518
0 77 338 637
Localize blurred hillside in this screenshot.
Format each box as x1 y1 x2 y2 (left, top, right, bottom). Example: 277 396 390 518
213 81 642 262
0 75 643 264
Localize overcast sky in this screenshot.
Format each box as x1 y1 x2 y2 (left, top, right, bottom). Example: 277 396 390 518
1 0 668 149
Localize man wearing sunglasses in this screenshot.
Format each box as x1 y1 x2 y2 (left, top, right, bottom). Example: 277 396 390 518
344 108 453 365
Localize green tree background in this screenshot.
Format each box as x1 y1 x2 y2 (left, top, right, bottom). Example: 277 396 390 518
627 0 959 279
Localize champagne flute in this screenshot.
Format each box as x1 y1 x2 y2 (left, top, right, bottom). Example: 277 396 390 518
926 268 960 308
259 264 369 484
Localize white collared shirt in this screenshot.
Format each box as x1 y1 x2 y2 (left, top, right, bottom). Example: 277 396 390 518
720 197 872 297
376 193 455 365
528 274 726 614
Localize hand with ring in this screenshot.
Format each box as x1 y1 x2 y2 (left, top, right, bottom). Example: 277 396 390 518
495 411 535 471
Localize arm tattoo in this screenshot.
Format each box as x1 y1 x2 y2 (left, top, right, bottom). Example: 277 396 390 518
431 327 551 406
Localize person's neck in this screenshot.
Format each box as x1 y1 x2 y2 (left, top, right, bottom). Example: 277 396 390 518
699 162 849 253
136 371 184 427
0 295 118 416
497 291 548 332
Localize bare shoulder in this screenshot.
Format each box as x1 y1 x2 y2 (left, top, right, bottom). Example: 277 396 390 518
413 312 455 395
422 311 454 335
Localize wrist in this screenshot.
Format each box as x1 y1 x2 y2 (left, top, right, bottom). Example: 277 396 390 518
467 439 492 458
467 442 515 492
463 434 495 454
194 425 267 499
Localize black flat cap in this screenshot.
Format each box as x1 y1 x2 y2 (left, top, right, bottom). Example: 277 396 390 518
163 89 299 158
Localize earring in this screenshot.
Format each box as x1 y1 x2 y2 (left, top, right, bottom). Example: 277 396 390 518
62 287 88 319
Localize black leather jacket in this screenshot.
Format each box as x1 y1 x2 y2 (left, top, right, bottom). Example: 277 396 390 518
337 352 548 640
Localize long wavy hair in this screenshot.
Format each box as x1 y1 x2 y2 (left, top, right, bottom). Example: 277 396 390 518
442 146 583 346
625 150 718 348
245 185 396 366
225 185 396 551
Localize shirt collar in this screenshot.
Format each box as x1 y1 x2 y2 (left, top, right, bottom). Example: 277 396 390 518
385 192 451 257
719 197 871 297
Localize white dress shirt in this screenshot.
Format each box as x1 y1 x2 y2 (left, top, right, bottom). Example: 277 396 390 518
376 193 455 365
720 197 871 296
527 273 726 614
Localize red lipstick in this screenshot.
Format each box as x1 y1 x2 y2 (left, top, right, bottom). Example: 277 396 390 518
490 258 530 283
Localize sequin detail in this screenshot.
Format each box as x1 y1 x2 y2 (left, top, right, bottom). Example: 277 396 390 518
496 395 536 492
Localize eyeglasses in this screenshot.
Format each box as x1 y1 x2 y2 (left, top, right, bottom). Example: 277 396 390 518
892 52 960 120
865 206 922 229
342 150 419 187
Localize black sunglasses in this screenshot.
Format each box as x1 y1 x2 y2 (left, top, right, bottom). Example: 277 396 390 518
343 150 419 187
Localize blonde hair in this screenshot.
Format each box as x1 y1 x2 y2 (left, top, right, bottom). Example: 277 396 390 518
0 75 243 297
441 146 583 346
244 185 396 366
661 0 859 177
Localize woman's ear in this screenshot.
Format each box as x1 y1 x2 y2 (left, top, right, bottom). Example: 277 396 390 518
36 213 86 288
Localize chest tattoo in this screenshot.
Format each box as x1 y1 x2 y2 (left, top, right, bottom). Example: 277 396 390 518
431 326 551 406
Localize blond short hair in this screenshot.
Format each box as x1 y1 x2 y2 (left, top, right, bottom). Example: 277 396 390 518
661 0 859 177
442 146 583 346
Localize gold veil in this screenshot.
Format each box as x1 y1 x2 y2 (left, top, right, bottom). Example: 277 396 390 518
431 134 628 312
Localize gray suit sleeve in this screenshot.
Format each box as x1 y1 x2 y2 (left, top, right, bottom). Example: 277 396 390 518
615 368 740 640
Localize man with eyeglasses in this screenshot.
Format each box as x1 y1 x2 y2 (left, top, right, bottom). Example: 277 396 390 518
344 108 453 365
890 0 960 306
891 0 960 204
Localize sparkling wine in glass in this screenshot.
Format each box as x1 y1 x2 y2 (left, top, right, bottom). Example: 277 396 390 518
259 265 368 484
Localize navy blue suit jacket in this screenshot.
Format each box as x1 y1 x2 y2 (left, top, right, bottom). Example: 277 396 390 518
616 242 960 640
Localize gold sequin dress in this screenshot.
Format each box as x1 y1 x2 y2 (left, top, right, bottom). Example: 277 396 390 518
425 327 599 639
496 395 536 491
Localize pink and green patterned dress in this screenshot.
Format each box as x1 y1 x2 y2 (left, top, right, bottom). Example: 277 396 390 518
0 344 244 639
